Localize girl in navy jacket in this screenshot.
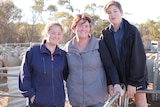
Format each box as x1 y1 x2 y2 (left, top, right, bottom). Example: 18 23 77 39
19 22 68 107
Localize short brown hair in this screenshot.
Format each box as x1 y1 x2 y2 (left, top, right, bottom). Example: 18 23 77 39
71 14 92 30
104 0 123 13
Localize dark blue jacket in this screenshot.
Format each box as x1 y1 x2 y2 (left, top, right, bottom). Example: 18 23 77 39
19 43 68 107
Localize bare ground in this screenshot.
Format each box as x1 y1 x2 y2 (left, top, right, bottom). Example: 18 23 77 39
0 77 8 107
0 78 160 107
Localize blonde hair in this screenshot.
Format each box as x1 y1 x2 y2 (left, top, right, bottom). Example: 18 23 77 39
42 22 63 37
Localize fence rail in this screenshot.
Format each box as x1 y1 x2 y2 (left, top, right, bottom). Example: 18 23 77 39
137 90 160 94
103 89 160 107
0 94 24 98
0 42 40 47
0 66 27 107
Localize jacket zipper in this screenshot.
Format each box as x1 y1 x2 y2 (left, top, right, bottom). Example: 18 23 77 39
51 54 54 61
43 58 46 74
51 54 56 105
80 53 85 105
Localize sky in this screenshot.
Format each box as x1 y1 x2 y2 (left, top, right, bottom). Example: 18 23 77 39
13 0 160 24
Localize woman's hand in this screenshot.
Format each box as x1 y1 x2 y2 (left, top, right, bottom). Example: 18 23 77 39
108 85 114 96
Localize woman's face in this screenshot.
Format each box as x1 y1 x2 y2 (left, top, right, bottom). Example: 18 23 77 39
74 19 90 39
46 25 62 46
106 5 122 26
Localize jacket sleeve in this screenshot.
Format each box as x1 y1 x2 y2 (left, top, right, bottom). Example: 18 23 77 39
99 40 120 85
18 47 35 98
127 28 148 86
63 55 69 81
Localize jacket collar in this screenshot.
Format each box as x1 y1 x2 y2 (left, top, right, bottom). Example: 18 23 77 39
109 19 124 32
40 41 62 55
67 36 99 53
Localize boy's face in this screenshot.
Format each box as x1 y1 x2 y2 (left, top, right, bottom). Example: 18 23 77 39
106 5 123 25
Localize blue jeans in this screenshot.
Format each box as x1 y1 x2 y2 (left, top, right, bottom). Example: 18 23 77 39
72 103 104 107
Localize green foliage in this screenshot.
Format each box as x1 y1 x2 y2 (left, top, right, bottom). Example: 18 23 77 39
91 19 109 38
0 0 22 43
139 19 160 46
57 0 70 5
32 0 44 13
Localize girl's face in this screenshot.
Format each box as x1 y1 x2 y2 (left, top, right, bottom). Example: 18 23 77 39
46 25 62 46
74 19 90 39
106 5 123 26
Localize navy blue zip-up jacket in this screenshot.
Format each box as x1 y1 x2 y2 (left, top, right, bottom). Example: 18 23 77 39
19 43 68 107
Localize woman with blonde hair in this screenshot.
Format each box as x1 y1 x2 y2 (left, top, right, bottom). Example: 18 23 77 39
19 22 68 107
